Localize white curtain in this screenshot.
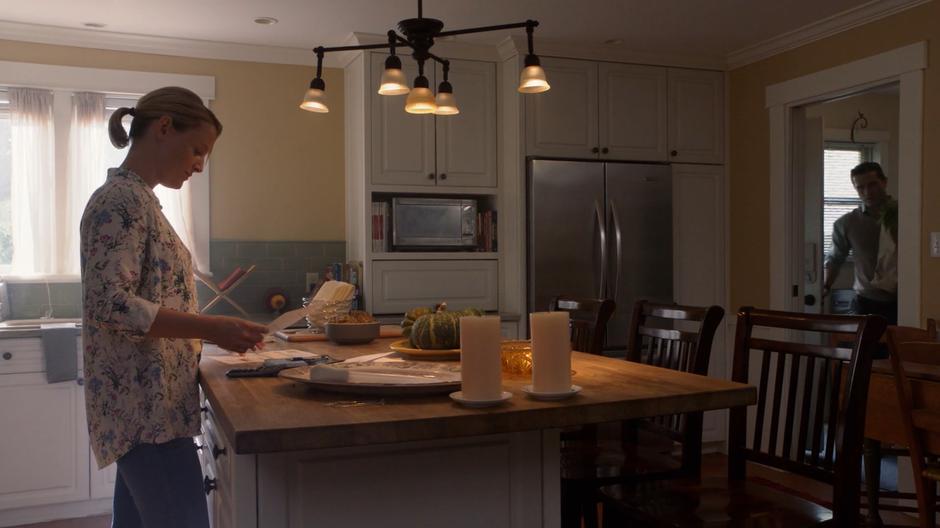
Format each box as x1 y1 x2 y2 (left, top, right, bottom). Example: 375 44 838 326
154 176 205 273
9 88 56 275
65 92 106 275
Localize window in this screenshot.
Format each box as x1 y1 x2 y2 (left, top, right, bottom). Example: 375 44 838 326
823 143 873 257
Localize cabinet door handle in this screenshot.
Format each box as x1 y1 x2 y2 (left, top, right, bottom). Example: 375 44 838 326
76 377 84 386
601 147 609 154
591 147 600 154
439 173 447 180
212 445 227 460
204 476 217 495
2 352 11 360
670 150 678 157
428 173 435 180
201 405 208 414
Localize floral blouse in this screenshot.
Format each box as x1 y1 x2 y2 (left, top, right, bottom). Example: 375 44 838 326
81 168 201 468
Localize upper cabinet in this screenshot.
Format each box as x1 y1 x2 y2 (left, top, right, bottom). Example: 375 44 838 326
668 68 724 164
370 54 497 188
525 57 723 164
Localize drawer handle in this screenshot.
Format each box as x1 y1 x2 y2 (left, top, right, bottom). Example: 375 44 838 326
76 377 84 386
427 173 435 180
591 147 599 154
2 352 11 360
601 147 609 154
201 405 209 414
439 173 447 180
212 445 227 460
204 476 217 495
670 150 678 157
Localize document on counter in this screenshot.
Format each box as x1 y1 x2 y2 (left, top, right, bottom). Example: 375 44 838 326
210 348 322 366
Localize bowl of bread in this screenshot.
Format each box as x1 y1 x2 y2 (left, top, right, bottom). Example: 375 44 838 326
324 310 380 345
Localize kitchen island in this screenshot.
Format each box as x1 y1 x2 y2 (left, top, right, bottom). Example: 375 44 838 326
198 336 755 528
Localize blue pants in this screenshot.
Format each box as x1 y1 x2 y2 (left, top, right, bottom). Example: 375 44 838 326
112 437 209 528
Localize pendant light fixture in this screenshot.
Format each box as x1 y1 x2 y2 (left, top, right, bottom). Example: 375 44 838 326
300 0 549 115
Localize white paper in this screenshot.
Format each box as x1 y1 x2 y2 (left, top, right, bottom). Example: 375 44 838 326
267 306 313 332
210 348 320 365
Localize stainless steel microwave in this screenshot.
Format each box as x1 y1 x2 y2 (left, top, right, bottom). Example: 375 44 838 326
392 197 477 249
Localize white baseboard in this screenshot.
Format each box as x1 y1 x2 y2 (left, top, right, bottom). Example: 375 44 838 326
0 498 111 528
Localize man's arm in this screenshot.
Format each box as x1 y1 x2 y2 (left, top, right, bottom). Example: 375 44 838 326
823 217 850 297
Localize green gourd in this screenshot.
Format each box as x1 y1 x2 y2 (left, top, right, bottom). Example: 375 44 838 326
407 303 486 349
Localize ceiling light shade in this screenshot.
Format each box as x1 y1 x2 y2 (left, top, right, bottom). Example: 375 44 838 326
434 81 459 115
518 55 550 94
299 78 329 113
379 71 410 95
405 87 436 114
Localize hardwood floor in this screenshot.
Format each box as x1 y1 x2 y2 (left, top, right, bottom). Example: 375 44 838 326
8 454 921 528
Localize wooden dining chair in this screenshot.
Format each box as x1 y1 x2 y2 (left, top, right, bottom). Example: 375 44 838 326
561 301 723 528
599 307 887 528
861 320 937 526
887 326 940 528
550 296 616 356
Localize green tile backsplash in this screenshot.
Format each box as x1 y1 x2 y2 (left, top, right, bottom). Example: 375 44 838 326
6 240 346 319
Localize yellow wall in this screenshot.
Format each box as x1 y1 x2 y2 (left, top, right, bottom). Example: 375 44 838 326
728 0 940 320
0 39 345 241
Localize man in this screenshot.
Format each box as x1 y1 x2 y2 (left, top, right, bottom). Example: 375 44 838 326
823 161 898 324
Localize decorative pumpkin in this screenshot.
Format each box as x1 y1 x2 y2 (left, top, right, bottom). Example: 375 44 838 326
401 306 435 338
407 303 486 349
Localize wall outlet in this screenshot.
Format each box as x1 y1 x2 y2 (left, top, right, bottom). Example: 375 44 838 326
305 272 320 292
932 232 940 258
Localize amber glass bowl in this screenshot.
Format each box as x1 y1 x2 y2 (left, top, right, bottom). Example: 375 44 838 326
501 340 533 376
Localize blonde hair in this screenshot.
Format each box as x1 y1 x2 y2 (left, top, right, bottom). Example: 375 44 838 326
108 86 222 149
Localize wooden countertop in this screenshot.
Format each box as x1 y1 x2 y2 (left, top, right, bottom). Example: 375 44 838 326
199 338 756 455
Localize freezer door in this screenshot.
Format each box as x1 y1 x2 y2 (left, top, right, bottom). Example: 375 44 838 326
528 159 606 315
604 163 673 351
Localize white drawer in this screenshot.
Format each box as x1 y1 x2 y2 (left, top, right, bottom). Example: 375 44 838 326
0 338 44 375
371 260 498 314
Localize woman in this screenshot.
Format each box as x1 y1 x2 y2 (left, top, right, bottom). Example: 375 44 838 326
80 86 267 527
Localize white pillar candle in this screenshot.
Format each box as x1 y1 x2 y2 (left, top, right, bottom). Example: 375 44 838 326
530 311 572 393
459 316 503 400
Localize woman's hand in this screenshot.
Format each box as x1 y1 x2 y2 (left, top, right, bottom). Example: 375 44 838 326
207 316 268 353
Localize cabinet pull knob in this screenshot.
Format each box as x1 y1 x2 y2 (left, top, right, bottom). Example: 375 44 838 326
601 147 609 154
439 173 447 180
2 352 11 360
670 150 678 157
212 445 227 460
591 147 599 154
76 377 84 386
428 173 435 180
204 476 217 495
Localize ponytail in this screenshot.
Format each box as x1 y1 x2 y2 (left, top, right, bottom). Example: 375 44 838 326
106 87 221 150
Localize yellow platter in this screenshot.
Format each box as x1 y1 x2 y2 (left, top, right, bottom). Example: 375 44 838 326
388 339 461 359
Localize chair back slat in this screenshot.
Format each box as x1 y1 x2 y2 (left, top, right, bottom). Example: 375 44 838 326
549 296 615 356
729 307 887 526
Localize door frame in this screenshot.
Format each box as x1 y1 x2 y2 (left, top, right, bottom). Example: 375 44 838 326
765 42 925 325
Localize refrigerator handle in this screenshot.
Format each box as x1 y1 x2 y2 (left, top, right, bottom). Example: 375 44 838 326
608 199 623 302
594 201 608 299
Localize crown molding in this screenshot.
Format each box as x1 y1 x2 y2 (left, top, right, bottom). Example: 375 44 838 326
0 19 329 68
497 35 726 70
726 0 932 69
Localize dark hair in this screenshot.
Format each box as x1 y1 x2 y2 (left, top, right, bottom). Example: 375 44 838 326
108 86 222 149
850 161 886 181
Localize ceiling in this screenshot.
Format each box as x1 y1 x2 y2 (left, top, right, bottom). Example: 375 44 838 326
0 0 886 62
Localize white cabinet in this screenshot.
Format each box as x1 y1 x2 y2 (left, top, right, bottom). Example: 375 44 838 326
672 164 727 443
371 259 499 314
371 55 497 188
668 69 725 164
0 372 89 510
599 63 668 161
525 57 722 164
525 57 598 159
89 455 117 500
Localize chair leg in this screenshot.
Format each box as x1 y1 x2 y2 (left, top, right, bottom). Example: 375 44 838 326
920 478 936 528
864 438 884 528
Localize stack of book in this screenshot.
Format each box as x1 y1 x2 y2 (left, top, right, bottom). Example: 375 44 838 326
371 202 389 252
476 210 498 252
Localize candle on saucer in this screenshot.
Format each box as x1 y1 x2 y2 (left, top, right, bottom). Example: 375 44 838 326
459 315 502 400
529 311 571 393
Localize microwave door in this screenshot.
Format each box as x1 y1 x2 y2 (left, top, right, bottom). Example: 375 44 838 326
392 199 475 248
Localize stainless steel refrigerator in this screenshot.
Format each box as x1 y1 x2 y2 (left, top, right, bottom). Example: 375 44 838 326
527 159 673 353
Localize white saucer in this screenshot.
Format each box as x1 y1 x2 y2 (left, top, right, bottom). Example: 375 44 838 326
449 391 513 408
521 385 582 401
